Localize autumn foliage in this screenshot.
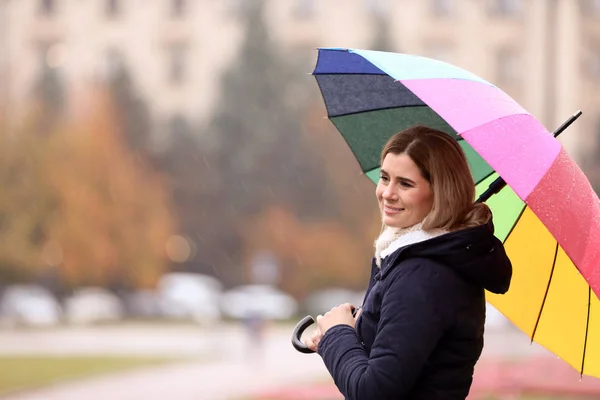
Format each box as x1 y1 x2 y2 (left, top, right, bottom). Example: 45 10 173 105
0 89 174 289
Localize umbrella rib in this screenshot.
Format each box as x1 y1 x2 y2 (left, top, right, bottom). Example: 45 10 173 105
530 240 559 343
326 104 428 119
475 170 497 187
581 286 592 377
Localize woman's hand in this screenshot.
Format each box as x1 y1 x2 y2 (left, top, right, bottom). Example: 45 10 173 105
317 303 361 336
304 326 322 352
304 304 361 352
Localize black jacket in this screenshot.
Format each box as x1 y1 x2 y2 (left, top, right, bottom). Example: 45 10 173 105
317 220 512 400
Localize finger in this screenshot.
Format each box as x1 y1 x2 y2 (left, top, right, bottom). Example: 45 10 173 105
305 338 316 351
316 314 326 331
313 328 322 342
354 307 363 319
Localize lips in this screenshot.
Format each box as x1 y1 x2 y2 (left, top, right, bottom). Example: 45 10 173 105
384 205 404 213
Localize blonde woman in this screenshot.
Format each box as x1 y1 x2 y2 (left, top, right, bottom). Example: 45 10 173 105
305 126 512 399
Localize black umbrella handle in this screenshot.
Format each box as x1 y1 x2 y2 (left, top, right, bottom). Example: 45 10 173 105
291 315 317 354
292 306 361 354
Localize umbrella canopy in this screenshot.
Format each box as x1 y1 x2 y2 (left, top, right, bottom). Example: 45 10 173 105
312 48 600 377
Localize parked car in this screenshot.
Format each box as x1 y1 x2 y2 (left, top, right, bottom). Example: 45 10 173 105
220 284 298 321
156 272 223 325
0 284 62 327
64 287 124 324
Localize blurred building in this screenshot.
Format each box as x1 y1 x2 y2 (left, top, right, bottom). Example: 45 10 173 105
1 0 599 161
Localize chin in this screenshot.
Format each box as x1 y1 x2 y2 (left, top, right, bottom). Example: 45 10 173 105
384 217 404 228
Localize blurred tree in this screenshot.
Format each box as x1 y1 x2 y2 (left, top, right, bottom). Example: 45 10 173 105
154 115 233 280
195 0 335 286
108 64 153 160
31 63 66 133
240 204 371 299
236 103 382 297
0 89 174 292
48 88 174 290
0 119 60 284
303 102 380 239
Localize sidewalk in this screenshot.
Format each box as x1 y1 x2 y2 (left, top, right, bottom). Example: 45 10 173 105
1 324 331 400
3 323 589 400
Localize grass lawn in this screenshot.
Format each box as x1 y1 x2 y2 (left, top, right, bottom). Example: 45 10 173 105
0 355 180 396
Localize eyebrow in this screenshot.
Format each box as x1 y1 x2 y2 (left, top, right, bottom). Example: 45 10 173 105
380 169 416 185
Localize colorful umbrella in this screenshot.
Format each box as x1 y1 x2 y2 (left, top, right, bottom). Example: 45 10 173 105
294 48 600 378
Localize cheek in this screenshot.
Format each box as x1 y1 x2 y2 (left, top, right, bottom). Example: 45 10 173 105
408 192 433 212
418 193 434 212
375 185 383 200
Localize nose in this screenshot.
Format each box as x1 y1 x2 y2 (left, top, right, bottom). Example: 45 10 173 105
382 184 398 201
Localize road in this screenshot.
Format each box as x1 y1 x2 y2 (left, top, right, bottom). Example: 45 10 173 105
0 322 550 400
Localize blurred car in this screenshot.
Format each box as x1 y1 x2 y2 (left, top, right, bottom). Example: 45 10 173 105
0 284 62 327
156 272 223 325
303 287 366 316
64 287 124 324
220 284 298 321
125 290 162 318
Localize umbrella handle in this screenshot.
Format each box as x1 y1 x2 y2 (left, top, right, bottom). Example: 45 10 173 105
292 306 361 354
291 315 316 354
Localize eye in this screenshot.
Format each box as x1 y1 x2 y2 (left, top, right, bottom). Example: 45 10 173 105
400 181 413 188
379 175 389 183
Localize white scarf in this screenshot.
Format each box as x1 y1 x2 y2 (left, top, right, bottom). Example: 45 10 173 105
374 222 448 268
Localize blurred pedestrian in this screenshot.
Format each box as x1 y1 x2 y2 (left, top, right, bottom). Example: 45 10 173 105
243 310 267 365
304 126 513 399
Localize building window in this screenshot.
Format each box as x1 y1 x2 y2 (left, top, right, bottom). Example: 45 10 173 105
488 0 523 17
106 0 120 18
432 0 454 17
496 48 521 84
39 0 55 16
172 0 187 18
168 44 187 84
292 0 315 20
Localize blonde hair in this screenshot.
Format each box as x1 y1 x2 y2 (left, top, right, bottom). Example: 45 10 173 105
380 125 491 231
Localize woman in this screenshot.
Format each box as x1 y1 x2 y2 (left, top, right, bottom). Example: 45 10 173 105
305 125 512 399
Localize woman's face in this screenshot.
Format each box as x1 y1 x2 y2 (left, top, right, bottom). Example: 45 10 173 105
376 152 434 229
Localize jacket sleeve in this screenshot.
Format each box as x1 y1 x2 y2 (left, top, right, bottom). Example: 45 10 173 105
317 263 447 400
